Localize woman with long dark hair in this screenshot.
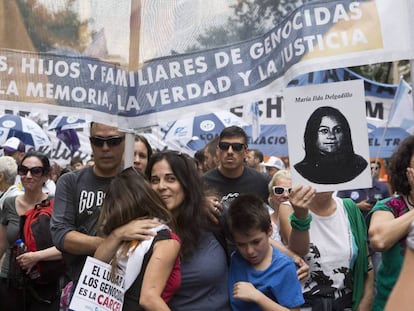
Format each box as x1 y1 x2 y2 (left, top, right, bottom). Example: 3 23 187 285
95 167 181 311
294 106 368 184
146 151 230 311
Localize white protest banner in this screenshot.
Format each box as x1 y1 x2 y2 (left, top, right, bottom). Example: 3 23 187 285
0 0 412 129
284 80 372 192
69 256 125 311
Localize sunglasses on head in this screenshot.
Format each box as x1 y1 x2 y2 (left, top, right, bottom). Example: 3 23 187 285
218 142 246 152
272 186 292 196
18 165 45 177
90 136 125 147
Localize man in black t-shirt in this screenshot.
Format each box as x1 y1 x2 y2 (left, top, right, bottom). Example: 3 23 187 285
203 126 270 207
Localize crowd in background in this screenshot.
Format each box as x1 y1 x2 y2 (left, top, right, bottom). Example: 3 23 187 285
0 122 412 311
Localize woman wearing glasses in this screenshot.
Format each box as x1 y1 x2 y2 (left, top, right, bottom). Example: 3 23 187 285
0 151 62 311
267 169 292 245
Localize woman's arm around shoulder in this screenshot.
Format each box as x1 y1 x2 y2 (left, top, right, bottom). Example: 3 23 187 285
95 218 159 263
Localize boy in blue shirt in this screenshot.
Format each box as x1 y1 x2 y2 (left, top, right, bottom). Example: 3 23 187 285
228 193 304 311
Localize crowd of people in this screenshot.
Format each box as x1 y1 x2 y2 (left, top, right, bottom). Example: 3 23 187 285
0 121 413 311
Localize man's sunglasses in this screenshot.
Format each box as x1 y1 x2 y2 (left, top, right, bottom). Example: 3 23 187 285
272 186 292 196
218 142 246 152
90 136 125 147
18 165 45 177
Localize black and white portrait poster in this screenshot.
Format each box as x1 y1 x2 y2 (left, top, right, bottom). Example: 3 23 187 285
284 80 371 192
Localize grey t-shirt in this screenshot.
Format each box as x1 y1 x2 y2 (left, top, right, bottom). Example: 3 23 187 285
50 166 115 281
168 231 231 311
0 196 20 278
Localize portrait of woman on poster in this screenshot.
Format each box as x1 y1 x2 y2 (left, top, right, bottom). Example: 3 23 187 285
294 106 368 184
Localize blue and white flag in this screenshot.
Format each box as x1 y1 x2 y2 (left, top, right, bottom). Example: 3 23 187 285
388 79 414 134
248 101 261 141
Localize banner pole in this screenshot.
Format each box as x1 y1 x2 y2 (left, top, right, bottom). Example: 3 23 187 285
411 60 414 105
123 0 142 168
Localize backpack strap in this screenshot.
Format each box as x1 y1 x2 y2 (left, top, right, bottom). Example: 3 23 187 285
19 198 53 244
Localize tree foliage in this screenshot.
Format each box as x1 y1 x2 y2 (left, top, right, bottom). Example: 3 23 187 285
351 61 411 84
192 0 409 84
16 0 90 52
190 0 305 51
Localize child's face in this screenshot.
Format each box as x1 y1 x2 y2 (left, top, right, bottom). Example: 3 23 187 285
233 228 272 268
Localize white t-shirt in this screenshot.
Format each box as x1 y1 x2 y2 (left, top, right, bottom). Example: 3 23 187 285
302 197 357 298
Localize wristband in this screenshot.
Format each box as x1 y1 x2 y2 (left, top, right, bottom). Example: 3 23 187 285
289 212 312 231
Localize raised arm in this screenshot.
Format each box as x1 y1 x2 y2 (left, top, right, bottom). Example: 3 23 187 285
286 185 315 257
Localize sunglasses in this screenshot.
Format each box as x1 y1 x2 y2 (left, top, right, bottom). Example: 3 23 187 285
218 142 246 152
18 165 45 177
272 186 292 196
90 136 125 147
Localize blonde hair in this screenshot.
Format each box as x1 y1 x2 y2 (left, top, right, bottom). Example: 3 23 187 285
268 169 291 192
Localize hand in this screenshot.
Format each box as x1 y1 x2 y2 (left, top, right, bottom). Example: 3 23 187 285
206 195 222 224
294 256 309 281
289 185 316 218
112 218 160 242
17 252 38 273
233 281 260 303
357 199 373 212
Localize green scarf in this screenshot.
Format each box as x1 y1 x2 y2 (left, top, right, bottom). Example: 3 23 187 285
343 198 369 311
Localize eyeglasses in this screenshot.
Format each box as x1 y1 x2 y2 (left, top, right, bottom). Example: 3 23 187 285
218 142 246 152
18 165 45 177
272 186 292 196
90 136 125 147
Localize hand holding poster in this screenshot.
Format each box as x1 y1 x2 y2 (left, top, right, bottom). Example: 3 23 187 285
69 256 125 311
284 80 371 192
